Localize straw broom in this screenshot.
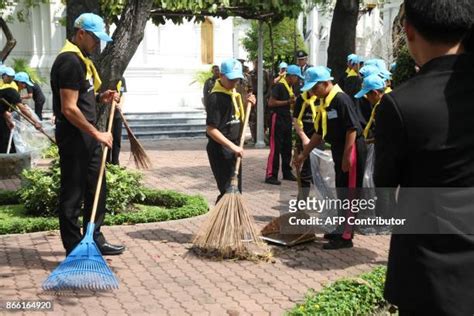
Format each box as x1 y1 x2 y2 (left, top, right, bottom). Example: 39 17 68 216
42 100 119 292
117 106 151 170
193 101 266 259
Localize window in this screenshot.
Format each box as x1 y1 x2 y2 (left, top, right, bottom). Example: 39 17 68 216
201 18 214 64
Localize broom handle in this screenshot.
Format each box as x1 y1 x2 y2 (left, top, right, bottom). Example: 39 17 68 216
233 101 253 177
1 98 56 144
90 100 117 224
6 127 13 154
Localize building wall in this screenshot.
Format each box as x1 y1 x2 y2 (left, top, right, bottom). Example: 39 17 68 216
2 1 249 113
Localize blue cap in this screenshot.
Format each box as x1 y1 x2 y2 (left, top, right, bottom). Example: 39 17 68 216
279 62 288 69
348 54 360 65
14 72 34 86
74 13 112 42
301 66 334 92
347 53 357 62
379 68 392 80
2 67 15 77
355 74 385 98
359 65 381 78
286 64 304 79
220 58 244 80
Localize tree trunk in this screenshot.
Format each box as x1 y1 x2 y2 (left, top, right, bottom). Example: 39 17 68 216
97 0 154 90
66 0 100 40
327 0 360 82
268 21 275 78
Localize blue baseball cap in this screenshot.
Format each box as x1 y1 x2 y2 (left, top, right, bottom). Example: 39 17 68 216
379 68 392 80
220 58 244 80
355 74 386 98
348 54 360 65
2 67 15 77
301 66 334 92
347 53 357 62
359 65 381 78
74 13 112 42
14 72 34 86
286 64 304 79
390 62 397 72
279 62 288 69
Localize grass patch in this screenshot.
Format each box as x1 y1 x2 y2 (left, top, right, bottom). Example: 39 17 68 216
0 189 208 235
288 266 390 316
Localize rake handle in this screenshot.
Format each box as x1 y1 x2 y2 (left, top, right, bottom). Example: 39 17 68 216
233 101 253 179
90 100 117 224
1 98 56 144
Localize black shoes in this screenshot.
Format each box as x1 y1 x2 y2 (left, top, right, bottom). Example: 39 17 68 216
99 242 126 255
323 232 341 240
265 177 281 185
283 173 297 181
323 238 353 250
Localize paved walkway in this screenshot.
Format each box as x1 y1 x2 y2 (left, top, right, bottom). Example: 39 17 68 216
0 139 389 316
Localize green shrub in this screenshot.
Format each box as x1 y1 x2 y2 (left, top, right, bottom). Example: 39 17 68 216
42 144 59 159
105 164 145 214
19 163 60 217
0 190 20 205
288 266 389 316
139 188 188 208
0 189 208 235
19 162 145 216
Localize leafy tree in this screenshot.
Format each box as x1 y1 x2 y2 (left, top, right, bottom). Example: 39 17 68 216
242 18 307 70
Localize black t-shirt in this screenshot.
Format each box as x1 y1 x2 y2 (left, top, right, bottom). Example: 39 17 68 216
0 88 21 115
270 82 291 116
358 97 372 129
315 92 362 150
293 95 315 137
206 92 241 145
26 83 46 104
50 52 97 125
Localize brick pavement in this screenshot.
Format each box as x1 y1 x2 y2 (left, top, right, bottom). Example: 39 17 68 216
0 139 389 316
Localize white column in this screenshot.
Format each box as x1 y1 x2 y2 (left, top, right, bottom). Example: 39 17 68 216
255 20 265 148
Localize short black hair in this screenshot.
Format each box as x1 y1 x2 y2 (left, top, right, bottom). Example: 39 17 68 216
211 65 219 70
404 0 474 44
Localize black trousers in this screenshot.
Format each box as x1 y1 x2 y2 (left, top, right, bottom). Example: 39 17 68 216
0 116 15 153
56 123 107 253
332 137 367 240
107 116 122 165
34 101 44 121
207 141 242 204
266 112 292 179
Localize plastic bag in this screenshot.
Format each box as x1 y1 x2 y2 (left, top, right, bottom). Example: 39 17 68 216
310 148 336 199
12 111 54 164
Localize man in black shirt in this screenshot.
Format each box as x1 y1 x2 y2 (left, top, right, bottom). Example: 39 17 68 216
15 72 46 120
107 77 126 165
0 67 41 153
202 65 220 112
206 58 255 203
265 65 303 185
374 1 474 314
50 13 123 256
296 50 312 96
295 66 366 249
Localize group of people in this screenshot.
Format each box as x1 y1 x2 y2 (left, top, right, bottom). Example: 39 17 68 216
205 0 474 314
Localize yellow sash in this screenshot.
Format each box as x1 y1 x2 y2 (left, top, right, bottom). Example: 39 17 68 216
347 69 358 77
279 77 294 98
315 84 343 139
345 67 350 74
59 40 102 93
363 87 392 139
211 79 245 121
0 82 18 91
296 91 318 130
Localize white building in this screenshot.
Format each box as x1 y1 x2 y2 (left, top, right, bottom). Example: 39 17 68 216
2 1 250 114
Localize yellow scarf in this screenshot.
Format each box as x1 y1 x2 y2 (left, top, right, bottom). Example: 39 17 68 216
347 69 358 77
296 91 318 129
279 77 294 98
0 81 18 91
59 40 102 93
363 87 392 139
211 79 245 121
315 84 343 139
345 67 350 74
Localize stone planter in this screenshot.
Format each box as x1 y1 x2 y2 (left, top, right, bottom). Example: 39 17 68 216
0 153 31 179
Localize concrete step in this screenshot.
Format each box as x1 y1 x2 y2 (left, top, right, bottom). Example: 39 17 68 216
123 130 206 140
122 123 205 134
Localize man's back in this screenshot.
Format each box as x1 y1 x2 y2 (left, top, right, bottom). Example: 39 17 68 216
375 53 474 315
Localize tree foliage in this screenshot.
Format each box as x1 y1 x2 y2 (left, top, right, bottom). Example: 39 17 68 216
242 18 307 68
